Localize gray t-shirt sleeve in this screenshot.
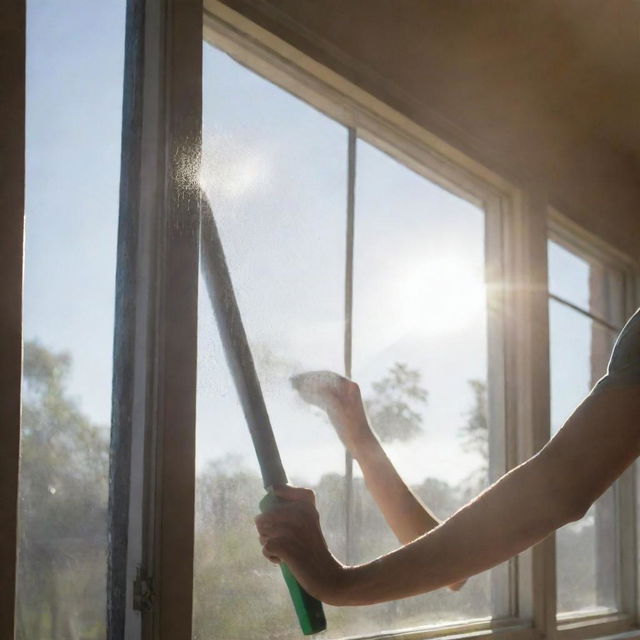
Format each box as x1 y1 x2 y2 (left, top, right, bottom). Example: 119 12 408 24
591 307 640 395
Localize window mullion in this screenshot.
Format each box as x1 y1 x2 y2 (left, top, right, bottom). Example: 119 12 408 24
485 193 510 618
505 192 555 634
344 127 357 564
146 0 202 636
108 0 147 636
618 271 639 623
617 466 637 619
111 0 202 638
1 2 25 638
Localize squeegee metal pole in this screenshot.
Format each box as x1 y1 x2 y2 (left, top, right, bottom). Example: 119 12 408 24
200 196 287 489
200 195 327 635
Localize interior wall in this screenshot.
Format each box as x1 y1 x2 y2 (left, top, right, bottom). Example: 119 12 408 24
216 0 640 258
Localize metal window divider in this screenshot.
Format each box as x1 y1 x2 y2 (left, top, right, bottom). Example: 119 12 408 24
344 127 357 565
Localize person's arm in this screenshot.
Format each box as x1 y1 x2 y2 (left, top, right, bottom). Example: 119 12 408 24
257 385 640 606
291 372 440 543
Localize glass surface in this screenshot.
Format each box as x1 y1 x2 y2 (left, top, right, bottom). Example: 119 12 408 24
548 240 626 328
194 43 507 639
549 298 619 614
17 2 125 638
194 44 348 639
548 241 590 312
346 139 500 632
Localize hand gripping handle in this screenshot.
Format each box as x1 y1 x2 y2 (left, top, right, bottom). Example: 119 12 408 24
259 492 327 635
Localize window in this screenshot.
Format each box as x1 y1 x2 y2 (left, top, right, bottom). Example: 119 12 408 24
16 2 125 638
10 3 640 640
194 37 510 639
548 224 636 625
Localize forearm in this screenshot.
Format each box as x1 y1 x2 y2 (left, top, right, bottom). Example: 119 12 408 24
267 387 640 608
352 429 440 544
336 450 572 605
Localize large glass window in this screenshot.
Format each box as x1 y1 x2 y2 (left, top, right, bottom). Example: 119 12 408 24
17 2 125 639
548 239 627 616
194 40 506 639
348 139 501 630
12 5 640 639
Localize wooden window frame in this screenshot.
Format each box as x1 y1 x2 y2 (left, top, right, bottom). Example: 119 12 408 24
109 1 202 639
1 2 25 640
547 210 640 640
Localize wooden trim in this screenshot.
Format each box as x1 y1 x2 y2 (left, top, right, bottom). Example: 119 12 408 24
548 209 639 272
0 1 25 638
557 613 636 640
341 618 536 640
109 0 201 638
503 190 555 634
146 0 201 638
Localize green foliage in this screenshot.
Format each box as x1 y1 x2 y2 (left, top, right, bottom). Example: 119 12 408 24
193 456 294 639
17 341 108 640
16 347 601 639
364 362 428 443
457 379 489 496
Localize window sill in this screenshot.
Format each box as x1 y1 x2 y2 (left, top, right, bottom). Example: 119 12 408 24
557 612 637 640
335 615 640 640
339 618 534 640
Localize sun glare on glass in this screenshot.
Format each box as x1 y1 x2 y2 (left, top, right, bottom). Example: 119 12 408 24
395 255 486 338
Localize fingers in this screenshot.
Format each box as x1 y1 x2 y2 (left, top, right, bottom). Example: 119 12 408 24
255 485 319 565
255 486 317 535
291 370 343 391
262 537 284 563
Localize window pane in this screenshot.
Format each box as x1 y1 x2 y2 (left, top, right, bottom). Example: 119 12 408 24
549 240 626 327
194 44 348 639
548 241 591 312
17 2 125 638
345 139 505 631
549 296 619 614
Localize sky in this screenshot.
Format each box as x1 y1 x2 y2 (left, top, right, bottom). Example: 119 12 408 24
24 0 125 430
24 1 609 493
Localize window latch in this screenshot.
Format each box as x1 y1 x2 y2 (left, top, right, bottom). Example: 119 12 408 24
133 566 154 612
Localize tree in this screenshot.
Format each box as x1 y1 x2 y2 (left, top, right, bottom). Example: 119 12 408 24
17 341 108 640
364 362 428 443
458 379 489 496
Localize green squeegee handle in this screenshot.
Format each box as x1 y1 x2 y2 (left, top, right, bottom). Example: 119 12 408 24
259 492 327 635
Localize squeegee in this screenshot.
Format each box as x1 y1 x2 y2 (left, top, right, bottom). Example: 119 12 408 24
200 195 327 636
